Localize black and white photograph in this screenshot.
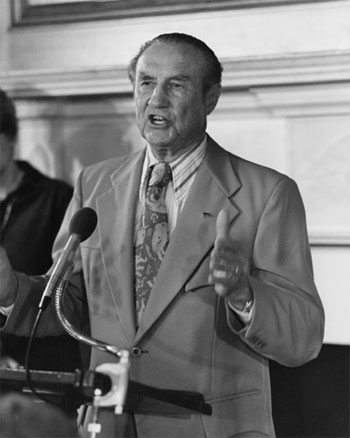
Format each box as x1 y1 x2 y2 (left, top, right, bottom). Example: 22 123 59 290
0 1 349 437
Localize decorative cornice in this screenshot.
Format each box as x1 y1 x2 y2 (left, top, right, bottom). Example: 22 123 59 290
1 51 349 95
0 67 131 97
1 51 350 116
223 51 350 88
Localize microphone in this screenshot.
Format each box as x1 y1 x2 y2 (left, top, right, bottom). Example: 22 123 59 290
38 207 98 310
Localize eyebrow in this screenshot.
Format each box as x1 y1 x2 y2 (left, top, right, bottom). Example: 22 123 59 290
137 72 192 83
170 75 192 83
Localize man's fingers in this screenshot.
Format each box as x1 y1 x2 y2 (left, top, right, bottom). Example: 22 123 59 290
214 210 240 254
210 210 243 297
214 283 227 296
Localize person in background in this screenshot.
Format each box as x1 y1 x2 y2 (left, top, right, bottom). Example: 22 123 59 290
0 34 324 437
0 89 81 372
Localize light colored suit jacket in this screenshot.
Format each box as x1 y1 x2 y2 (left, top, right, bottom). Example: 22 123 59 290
6 137 324 437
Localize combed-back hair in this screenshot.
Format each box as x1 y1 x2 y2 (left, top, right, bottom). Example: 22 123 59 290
0 89 18 141
128 33 223 93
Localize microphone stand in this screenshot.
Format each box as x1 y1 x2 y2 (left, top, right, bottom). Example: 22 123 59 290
54 266 126 359
54 266 130 437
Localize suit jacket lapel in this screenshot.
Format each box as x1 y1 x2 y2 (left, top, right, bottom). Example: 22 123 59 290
97 150 145 343
135 138 242 343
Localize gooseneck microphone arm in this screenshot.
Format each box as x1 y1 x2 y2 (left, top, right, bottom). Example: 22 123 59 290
54 274 124 358
50 207 126 358
54 268 130 423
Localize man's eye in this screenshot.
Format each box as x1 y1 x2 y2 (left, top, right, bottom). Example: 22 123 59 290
170 82 183 89
140 81 153 88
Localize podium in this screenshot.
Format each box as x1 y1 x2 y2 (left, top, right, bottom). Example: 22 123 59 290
0 368 212 417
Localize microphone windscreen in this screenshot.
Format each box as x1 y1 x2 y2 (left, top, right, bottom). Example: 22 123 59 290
69 207 98 242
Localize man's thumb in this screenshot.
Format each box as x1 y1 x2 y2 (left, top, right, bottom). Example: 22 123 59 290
216 209 229 239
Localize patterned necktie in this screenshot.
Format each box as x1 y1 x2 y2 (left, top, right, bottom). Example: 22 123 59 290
135 162 172 325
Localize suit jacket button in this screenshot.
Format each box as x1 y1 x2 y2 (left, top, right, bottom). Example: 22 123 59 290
131 347 142 357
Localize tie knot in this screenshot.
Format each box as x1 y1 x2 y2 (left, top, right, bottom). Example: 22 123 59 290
148 162 172 188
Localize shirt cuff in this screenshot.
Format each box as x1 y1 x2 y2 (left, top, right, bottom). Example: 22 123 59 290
227 300 254 324
0 304 14 318
0 304 14 328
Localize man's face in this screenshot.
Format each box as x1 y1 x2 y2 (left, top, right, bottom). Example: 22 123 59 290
0 134 15 177
134 42 214 161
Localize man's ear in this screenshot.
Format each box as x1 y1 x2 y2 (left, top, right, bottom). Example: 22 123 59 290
205 84 221 115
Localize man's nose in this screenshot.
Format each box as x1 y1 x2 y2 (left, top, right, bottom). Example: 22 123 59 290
148 84 168 107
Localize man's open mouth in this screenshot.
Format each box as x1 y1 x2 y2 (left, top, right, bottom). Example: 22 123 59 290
149 115 168 126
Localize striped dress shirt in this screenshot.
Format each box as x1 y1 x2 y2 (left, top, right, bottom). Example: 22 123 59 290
137 136 207 236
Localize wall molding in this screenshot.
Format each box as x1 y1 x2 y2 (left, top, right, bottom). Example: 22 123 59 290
0 67 131 98
223 51 350 88
2 51 350 96
2 51 349 116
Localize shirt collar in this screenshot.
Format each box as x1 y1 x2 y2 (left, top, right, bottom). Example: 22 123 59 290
140 135 207 204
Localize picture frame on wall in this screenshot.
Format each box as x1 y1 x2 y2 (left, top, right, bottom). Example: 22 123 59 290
11 0 340 27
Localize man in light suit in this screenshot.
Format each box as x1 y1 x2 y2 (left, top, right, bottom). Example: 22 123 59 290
0 33 324 437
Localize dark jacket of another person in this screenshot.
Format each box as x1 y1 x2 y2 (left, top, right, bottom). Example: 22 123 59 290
0 160 81 371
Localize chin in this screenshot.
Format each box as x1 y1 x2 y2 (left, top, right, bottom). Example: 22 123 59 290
149 144 171 154
146 134 172 148
150 144 175 160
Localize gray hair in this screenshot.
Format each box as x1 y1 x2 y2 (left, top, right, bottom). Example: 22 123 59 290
128 33 223 93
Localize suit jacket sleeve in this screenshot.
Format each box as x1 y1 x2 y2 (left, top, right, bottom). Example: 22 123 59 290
226 176 325 366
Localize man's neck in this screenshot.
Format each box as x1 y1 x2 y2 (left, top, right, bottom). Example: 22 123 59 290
0 161 24 201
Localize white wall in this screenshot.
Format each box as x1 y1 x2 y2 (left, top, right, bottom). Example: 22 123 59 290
1 0 349 343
